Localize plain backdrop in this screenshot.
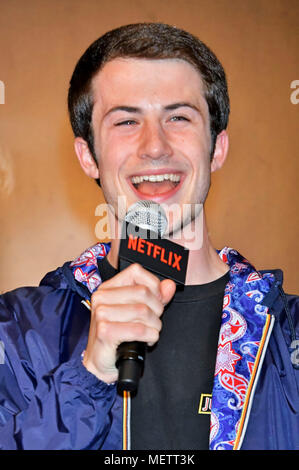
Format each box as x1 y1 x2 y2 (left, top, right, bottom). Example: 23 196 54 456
0 0 298 293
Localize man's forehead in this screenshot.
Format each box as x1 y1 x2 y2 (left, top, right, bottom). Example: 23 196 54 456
91 57 206 107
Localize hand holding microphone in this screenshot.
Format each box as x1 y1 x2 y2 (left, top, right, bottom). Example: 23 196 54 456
82 262 175 385
82 201 187 391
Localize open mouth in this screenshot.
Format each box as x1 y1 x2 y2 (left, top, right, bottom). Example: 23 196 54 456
129 172 183 200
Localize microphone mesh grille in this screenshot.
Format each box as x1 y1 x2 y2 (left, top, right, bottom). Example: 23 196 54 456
125 200 168 236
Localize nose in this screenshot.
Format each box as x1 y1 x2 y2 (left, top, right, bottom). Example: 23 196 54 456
137 120 173 161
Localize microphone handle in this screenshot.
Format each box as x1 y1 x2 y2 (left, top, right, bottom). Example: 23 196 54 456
116 340 146 392
115 257 147 393
115 254 169 393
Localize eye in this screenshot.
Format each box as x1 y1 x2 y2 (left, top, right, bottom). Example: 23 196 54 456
114 119 137 126
169 115 190 122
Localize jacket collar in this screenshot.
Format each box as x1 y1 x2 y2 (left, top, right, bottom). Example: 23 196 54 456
69 242 111 294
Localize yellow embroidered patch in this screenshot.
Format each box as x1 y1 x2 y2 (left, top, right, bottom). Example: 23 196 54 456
198 393 212 414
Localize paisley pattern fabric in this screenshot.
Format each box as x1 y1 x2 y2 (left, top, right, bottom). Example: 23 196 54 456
69 243 275 450
211 247 275 450
70 242 110 293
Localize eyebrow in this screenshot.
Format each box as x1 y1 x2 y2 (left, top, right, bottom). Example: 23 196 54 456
104 106 141 118
164 102 200 113
104 102 202 118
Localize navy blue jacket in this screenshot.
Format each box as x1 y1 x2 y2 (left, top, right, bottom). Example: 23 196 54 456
0 243 298 450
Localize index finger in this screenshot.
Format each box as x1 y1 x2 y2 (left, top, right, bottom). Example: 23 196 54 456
99 263 162 300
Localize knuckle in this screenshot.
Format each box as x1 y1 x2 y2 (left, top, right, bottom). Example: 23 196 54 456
90 294 97 311
150 328 160 343
134 322 147 339
91 289 104 308
156 318 163 332
136 303 150 318
156 302 164 316
95 304 108 320
131 263 143 274
96 320 117 346
137 284 149 297
97 319 109 338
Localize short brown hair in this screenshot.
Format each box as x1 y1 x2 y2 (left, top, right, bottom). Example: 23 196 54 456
68 22 230 160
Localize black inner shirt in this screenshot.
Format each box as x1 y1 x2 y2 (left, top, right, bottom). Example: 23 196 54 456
97 256 229 450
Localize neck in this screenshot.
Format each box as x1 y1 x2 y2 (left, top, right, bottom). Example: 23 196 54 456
106 209 229 286
172 210 229 285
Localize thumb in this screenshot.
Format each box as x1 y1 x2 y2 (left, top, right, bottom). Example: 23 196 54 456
160 279 176 305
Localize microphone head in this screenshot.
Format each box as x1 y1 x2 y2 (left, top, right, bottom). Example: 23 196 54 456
125 200 168 237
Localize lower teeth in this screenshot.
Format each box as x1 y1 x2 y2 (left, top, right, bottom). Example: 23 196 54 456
133 181 178 191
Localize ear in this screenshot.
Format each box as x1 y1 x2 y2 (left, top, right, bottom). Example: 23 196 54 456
74 137 100 179
211 130 229 172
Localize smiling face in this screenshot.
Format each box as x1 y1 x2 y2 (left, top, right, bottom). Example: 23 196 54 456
75 57 228 238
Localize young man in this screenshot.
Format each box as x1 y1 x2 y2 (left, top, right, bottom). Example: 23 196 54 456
0 23 298 450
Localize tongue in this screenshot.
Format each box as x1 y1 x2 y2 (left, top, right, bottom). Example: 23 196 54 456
136 180 176 195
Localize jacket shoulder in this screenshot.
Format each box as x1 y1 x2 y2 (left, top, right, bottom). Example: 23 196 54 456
0 263 80 327
0 265 90 383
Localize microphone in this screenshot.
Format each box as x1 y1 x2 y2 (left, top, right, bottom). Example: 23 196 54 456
115 200 189 393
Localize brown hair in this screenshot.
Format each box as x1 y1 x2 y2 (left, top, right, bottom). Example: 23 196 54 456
68 22 230 161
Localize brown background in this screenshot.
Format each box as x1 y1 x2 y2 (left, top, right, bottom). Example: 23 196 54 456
0 0 298 294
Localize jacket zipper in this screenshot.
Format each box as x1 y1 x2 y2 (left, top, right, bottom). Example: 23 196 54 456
233 313 275 450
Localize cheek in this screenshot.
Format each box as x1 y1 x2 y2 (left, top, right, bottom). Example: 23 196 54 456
175 125 210 154
96 135 119 171
97 146 129 196
98 159 119 188
97 129 132 167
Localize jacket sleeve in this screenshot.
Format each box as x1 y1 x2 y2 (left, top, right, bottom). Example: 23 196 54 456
0 290 118 450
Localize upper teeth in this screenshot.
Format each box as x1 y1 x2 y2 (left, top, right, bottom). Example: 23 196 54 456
131 174 181 184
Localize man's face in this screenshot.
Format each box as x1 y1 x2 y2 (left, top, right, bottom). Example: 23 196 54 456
84 57 226 236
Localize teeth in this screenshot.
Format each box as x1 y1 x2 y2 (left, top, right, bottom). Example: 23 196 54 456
131 173 181 184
